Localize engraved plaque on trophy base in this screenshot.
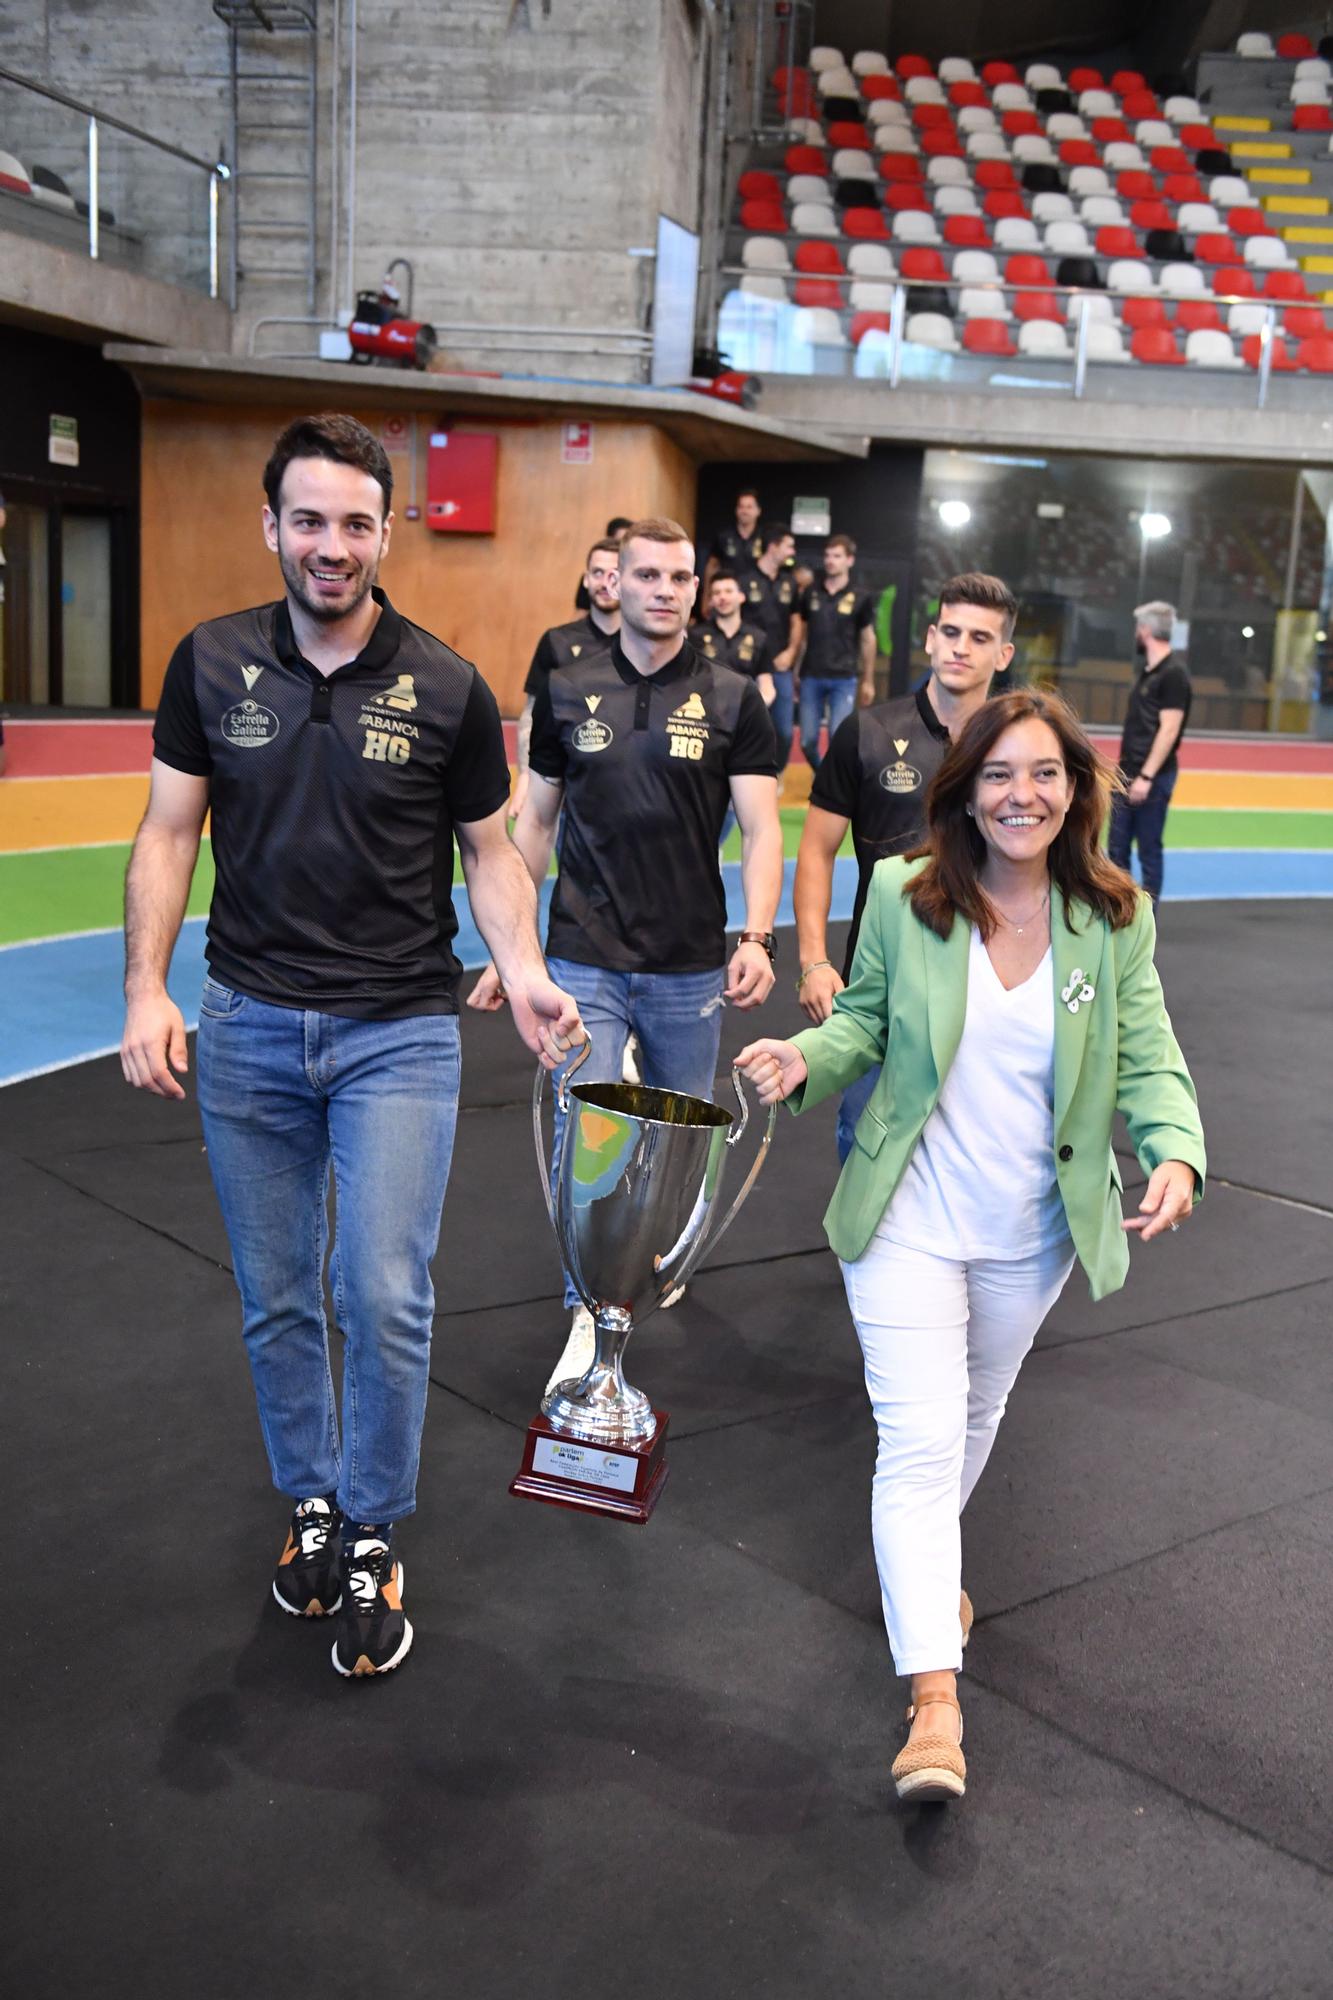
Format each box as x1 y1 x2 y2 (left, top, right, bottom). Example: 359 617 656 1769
509 1409 671 1524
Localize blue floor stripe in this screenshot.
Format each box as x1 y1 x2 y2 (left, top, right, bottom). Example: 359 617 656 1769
3 851 1330 1086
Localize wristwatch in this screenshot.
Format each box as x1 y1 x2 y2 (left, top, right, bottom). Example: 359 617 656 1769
738 930 778 963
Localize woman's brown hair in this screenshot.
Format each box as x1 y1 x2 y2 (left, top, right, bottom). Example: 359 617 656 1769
907 688 1140 938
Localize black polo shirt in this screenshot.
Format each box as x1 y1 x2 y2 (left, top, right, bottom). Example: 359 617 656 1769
524 613 617 699
810 686 951 976
694 615 771 683
1119 651 1192 781
528 636 777 973
799 576 877 679
708 523 764 578
152 589 510 1018
745 567 798 663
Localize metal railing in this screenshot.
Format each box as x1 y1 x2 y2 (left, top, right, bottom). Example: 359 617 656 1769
0 63 230 297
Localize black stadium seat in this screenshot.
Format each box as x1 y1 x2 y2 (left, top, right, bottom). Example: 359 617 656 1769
1056 255 1104 289
822 94 862 122
835 179 881 208
1035 87 1073 114
1145 228 1190 262
1195 147 1233 175
909 284 952 318
1021 162 1065 194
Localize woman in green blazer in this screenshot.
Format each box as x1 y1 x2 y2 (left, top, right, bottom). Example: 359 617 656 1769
737 689 1204 1805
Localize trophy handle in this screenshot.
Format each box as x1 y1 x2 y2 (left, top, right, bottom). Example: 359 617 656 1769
655 1063 776 1299
531 1033 593 1236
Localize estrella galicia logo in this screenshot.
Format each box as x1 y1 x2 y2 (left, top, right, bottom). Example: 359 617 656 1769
572 719 613 753
222 698 281 748
878 759 922 795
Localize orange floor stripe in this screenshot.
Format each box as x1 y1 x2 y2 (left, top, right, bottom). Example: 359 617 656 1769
0 776 152 853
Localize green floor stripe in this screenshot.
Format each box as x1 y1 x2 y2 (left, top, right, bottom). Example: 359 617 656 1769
0 841 215 947
1164 809 1333 849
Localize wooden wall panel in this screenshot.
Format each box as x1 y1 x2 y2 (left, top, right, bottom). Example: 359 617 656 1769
139 403 697 713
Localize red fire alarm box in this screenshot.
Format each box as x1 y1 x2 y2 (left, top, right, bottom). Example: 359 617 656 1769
426 431 498 533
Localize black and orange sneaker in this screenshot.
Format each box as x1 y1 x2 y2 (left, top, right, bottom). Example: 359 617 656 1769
331 1537 413 1678
272 1497 343 1618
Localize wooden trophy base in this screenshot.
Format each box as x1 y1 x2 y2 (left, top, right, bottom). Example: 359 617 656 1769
509 1409 671 1524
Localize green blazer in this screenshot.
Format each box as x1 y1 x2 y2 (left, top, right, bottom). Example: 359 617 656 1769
789 857 1206 1300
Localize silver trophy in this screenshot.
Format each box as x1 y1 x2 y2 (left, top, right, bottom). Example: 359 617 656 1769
511 1037 775 1520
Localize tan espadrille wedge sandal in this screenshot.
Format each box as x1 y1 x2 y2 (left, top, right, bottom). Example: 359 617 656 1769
892 1691 966 1803
960 1588 974 1649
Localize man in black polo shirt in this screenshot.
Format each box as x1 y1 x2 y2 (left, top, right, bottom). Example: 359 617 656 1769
701 487 764 597
1108 598 1192 906
695 568 776 707
120 414 583 1681
745 522 800 771
574 516 631 612
512 536 621 818
794 571 1014 1160
470 516 783 1383
790 532 878 777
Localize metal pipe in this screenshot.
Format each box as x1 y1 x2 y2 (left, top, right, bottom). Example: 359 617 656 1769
888 278 905 388
329 0 340 319
228 20 239 310
1256 302 1275 410
209 172 219 298
345 0 357 313
1073 294 1089 400
0 61 220 171
88 117 98 261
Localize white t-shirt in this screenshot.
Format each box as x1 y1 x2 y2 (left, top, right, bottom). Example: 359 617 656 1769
879 926 1070 1260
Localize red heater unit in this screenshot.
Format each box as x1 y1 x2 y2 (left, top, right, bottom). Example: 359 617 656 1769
426 431 498 534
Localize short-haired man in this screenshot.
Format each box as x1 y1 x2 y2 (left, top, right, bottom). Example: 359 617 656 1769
1108 599 1191 907
696 568 776 709
794 572 1015 1161
575 516 631 611
121 413 582 1680
790 533 878 777
702 488 764 597
470 517 783 1381
744 522 800 770
513 537 621 818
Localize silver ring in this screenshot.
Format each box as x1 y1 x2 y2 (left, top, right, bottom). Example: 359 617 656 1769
1169 1221 1180 1232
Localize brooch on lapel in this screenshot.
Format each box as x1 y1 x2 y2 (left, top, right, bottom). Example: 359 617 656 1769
1061 969 1096 1014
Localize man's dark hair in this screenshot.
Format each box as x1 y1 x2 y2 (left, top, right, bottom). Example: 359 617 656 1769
826 532 857 558
606 516 633 537
262 414 393 518
735 488 761 506
585 537 621 568
760 520 792 551
936 570 1019 642
710 567 742 588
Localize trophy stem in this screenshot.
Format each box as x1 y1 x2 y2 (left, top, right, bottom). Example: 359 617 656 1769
541 1306 658 1445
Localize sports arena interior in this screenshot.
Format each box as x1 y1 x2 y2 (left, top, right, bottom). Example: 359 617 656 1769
2 3 1330 1994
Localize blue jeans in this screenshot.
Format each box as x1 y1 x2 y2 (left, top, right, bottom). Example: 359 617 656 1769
770 669 795 771
836 1061 882 1166
546 958 725 1307
196 979 461 1522
799 675 858 776
1108 770 1176 904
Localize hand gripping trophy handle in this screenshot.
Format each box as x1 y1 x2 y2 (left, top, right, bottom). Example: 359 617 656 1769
531 1031 593 1240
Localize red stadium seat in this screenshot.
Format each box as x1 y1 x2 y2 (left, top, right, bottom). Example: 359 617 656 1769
950 82 988 108
1293 104 1333 132
884 182 931 211
912 102 954 129
861 75 901 101
1002 109 1041 137
740 200 786 232
1173 298 1224 332
1091 117 1132 144
1069 67 1104 92
1241 332 1300 370
772 68 815 116
1263 268 1311 301
1005 253 1052 284
1122 90 1160 120
984 189 1028 219
1116 170 1157 200
1161 173 1205 204
1298 335 1333 371
1122 296 1171 330
944 213 991 247
1111 70 1146 94
1130 326 1183 364
1284 305 1328 338
900 245 949 282
739 170 783 203
793 277 843 308
1095 225 1140 258
1059 140 1100 167
878 151 924 181
843 207 890 239
850 310 892 344
921 127 964 156
827 121 871 148
1212 266 1257 297
794 240 845 273
1014 290 1062 322
1130 199 1173 232
963 318 1016 355
1195 232 1243 266
1277 33 1315 59
785 145 827 175
1149 146 1191 175
974 159 1018 190
981 60 1020 87
1177 125 1215 151
896 54 934 79
1228 207 1272 237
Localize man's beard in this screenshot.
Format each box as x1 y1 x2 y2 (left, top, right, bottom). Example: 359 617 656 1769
280 545 378 623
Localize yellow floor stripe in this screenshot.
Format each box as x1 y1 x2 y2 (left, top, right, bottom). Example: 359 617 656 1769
0 775 151 853
1214 116 1273 132
1233 141 1295 159
1172 772 1333 811
1264 195 1330 215
1245 167 1313 185
1302 254 1333 272
1283 224 1333 243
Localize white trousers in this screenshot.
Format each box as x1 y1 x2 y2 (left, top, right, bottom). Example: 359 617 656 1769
840 1230 1076 1676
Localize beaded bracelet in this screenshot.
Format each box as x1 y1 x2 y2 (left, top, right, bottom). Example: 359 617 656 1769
796 959 834 993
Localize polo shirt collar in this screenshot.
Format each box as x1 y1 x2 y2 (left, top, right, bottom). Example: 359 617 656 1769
271 586 403 677
610 634 694 687
915 682 952 743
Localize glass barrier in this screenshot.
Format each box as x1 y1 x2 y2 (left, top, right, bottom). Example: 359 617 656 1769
0 65 225 297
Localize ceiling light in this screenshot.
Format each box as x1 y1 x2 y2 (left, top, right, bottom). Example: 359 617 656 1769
938 499 971 529
1139 512 1171 540
1241 625 1255 639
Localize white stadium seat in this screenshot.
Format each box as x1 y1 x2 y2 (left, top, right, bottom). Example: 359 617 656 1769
849 278 898 310
1244 236 1294 269
905 311 958 348
874 124 919 153
1044 220 1091 255
817 69 858 97
1086 321 1130 362
1019 319 1072 356
938 57 977 84
952 248 1000 283
1290 80 1331 106
833 149 877 179
1185 328 1242 367
742 237 791 270
1078 90 1117 118
740 274 788 300
1068 165 1110 197
1227 301 1272 336
935 185 981 215
1025 63 1062 91
1108 257 1154 292
868 98 911 126
1208 175 1250 208
795 307 848 347
994 215 1040 250
1177 202 1221 234
787 174 832 203
992 83 1032 111
892 210 942 243
1103 142 1146 170
905 76 946 103
1295 58 1332 84
810 46 845 71
1031 191 1074 223
1081 194 1125 226
1235 33 1275 58
847 241 897 276
792 203 841 236
1046 114 1087 142
851 50 890 75
927 154 970 185
1159 263 1207 296
957 105 999 133
1067 291 1114 324
1164 96 1204 122
854 329 896 375
966 132 1010 159
959 285 1011 318
1012 134 1057 163
1134 120 1175 148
